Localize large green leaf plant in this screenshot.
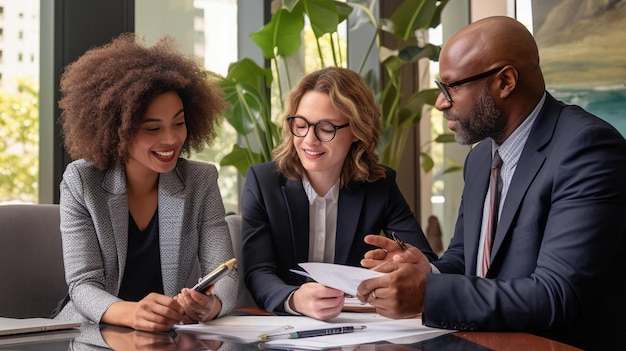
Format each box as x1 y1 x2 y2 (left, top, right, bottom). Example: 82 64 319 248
219 0 452 176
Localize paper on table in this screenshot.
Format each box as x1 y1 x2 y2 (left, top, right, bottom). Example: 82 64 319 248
292 262 385 297
175 315 332 343
175 313 453 350
266 331 452 350
265 318 453 350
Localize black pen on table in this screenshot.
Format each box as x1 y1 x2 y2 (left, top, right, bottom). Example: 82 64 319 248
260 325 366 340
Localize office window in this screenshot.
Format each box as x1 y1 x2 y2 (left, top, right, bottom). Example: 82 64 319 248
0 0 39 204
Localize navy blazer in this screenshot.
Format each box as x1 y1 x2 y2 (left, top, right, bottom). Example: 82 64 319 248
241 162 436 313
425 93 626 350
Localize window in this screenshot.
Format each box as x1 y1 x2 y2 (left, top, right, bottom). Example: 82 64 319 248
135 0 239 214
0 0 39 204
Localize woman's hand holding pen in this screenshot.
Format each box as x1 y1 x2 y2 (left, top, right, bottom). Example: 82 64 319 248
361 234 432 274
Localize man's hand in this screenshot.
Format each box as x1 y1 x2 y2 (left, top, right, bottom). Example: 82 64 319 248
361 234 432 274
290 282 345 320
356 261 426 319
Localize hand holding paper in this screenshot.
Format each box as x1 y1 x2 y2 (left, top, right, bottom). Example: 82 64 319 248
290 262 385 297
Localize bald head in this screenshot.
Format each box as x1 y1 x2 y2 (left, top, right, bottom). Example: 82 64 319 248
440 16 545 97
435 16 547 145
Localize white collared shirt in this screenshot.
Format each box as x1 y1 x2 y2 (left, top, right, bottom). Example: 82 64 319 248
284 178 340 314
303 178 340 263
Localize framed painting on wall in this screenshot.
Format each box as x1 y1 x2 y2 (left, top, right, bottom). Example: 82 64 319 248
531 0 626 136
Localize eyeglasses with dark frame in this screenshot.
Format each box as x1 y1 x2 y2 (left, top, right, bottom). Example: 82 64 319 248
287 116 350 142
434 66 506 103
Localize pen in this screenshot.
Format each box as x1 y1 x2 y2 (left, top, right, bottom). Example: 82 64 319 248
258 325 294 340
262 325 366 340
390 231 407 251
192 258 236 291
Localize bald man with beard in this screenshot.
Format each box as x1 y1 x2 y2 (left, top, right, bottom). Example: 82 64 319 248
356 16 626 350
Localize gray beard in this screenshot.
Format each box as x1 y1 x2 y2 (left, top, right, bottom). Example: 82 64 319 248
450 87 506 145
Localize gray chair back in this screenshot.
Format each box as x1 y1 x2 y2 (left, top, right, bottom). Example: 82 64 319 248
225 214 257 308
0 204 68 318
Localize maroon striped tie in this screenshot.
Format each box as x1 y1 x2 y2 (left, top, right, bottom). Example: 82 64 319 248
482 151 502 277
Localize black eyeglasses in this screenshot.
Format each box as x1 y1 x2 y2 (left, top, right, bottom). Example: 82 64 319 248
287 116 350 142
434 66 506 103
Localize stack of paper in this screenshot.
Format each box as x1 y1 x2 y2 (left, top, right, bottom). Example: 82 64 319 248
175 313 452 350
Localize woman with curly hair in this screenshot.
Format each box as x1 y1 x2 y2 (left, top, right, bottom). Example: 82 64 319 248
53 33 238 332
240 67 436 320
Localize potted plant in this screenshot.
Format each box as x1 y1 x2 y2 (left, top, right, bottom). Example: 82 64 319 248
219 0 453 176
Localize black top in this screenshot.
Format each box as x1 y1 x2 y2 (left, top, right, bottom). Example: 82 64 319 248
118 209 164 301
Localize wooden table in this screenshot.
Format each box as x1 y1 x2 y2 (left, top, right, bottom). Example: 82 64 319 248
455 331 582 350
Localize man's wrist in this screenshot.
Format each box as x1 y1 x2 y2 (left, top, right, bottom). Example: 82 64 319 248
283 290 301 315
430 263 440 274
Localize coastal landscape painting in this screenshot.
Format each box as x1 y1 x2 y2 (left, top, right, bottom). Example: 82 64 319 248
531 0 626 136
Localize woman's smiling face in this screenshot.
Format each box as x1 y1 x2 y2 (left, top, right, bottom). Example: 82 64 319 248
292 91 354 183
126 91 187 176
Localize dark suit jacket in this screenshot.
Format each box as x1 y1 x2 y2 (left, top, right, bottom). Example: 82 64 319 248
425 93 626 350
241 162 436 313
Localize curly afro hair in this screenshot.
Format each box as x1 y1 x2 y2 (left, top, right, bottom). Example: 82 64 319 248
59 33 227 170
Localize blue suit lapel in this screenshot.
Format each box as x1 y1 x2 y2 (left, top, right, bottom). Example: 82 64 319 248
335 183 364 264
463 144 491 274
491 93 561 259
282 179 310 264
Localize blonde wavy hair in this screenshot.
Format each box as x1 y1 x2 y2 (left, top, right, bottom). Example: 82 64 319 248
273 67 385 185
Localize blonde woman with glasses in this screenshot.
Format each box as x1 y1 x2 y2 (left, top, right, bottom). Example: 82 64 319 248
240 67 436 320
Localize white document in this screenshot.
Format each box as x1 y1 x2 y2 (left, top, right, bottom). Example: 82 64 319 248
292 262 385 297
267 322 452 350
175 315 332 343
175 313 453 350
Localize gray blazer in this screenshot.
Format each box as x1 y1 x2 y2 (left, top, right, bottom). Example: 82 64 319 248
55 158 238 323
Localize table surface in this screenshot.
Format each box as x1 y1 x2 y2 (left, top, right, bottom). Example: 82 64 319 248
0 324 582 351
